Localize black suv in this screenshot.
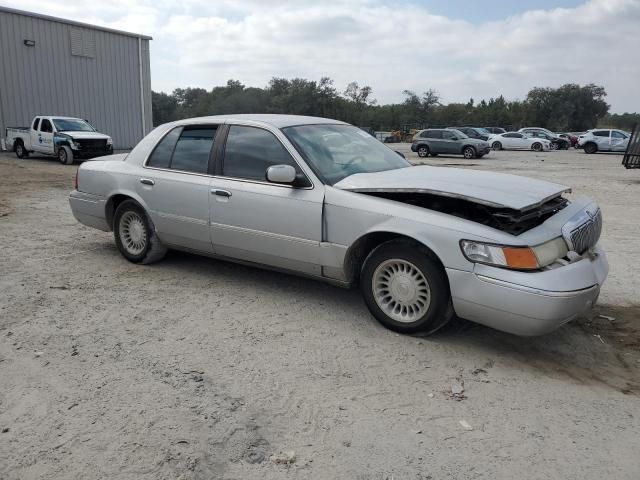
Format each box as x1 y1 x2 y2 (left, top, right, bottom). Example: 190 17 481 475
448 127 491 141
411 129 491 159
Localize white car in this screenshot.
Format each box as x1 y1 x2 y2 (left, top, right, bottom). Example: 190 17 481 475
578 129 629 154
489 132 551 151
518 127 560 138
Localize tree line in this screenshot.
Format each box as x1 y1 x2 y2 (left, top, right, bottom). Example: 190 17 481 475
152 78 635 133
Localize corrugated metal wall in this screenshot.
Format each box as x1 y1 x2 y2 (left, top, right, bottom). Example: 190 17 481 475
0 9 152 150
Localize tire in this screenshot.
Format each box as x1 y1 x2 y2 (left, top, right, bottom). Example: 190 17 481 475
58 146 74 165
113 200 167 264
584 142 598 154
550 142 558 150
462 146 476 159
417 145 429 158
360 239 453 335
491 141 502 150
532 142 543 152
15 141 28 159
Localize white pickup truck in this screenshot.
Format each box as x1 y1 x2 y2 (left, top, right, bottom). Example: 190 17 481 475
5 116 113 164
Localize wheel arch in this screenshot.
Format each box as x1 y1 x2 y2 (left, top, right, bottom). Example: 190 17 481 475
461 144 477 154
105 191 152 230
343 230 448 286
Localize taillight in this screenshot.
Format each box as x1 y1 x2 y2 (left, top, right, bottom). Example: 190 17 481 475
74 167 79 190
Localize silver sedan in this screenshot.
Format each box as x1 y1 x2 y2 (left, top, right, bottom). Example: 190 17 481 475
69 114 608 336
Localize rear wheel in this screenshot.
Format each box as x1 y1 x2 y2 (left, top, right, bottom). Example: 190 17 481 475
15 141 28 159
417 145 429 158
491 141 502 150
584 142 598 154
462 146 476 159
113 200 167 264
58 146 74 165
360 239 453 335
532 142 543 152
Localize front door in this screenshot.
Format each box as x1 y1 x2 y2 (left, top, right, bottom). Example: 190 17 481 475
610 131 628 151
441 130 460 154
209 124 324 275
136 125 219 253
33 118 55 154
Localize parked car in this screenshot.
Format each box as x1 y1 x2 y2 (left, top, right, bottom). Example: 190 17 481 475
69 114 607 336
411 129 491 158
524 131 570 150
5 116 113 164
578 129 630 154
484 127 507 135
518 127 560 139
448 127 491 141
558 133 578 147
489 132 551 151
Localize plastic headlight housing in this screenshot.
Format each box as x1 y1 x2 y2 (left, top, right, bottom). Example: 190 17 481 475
460 237 568 270
71 141 81 150
106 137 113 146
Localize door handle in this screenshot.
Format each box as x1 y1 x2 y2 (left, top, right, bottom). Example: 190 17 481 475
211 189 231 198
140 178 155 186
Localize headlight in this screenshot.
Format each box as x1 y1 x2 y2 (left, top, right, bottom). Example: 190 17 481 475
71 141 81 150
460 237 568 270
106 137 113 146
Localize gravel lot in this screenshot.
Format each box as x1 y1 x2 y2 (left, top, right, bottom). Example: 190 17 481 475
1 147 639 479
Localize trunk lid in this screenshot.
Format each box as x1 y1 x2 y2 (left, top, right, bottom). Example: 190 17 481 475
333 165 570 211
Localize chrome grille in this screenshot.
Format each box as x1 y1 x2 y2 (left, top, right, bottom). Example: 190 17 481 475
563 208 602 254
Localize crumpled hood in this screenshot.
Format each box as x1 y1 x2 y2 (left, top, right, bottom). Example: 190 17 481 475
59 131 111 140
333 165 571 211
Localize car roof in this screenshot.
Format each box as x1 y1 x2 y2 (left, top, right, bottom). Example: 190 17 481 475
171 114 349 129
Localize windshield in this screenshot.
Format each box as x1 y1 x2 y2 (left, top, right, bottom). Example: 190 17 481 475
477 128 491 135
52 118 96 132
283 124 410 185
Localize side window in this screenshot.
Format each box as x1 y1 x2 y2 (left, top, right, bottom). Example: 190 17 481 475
420 131 429 138
222 126 302 181
32 118 40 130
593 131 608 137
170 127 216 174
40 119 53 133
426 130 442 139
442 130 456 140
147 128 182 169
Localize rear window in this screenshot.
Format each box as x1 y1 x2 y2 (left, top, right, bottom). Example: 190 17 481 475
425 130 442 139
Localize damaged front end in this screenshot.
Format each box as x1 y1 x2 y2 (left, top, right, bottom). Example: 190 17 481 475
362 191 569 235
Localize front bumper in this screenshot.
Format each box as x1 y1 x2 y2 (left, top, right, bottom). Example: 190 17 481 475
446 245 608 336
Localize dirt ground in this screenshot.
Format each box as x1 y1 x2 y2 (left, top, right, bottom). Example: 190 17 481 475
1 147 639 480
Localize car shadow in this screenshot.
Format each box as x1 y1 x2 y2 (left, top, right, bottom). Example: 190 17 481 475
161 249 639 396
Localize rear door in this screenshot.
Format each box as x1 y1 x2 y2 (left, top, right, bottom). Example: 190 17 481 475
137 124 219 253
593 130 611 150
209 124 324 275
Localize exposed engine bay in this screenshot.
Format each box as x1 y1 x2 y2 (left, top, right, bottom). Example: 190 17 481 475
363 192 569 235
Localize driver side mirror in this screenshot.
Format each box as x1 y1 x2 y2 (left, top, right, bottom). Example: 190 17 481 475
449 136 458 141
266 164 297 184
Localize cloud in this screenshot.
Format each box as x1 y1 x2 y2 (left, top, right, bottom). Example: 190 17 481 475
3 0 639 112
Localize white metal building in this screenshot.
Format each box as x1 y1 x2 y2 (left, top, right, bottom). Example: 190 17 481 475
0 6 152 150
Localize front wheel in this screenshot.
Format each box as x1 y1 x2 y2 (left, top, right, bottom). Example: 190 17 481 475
584 142 598 154
58 146 74 165
550 142 559 150
491 141 502 150
462 146 476 159
360 239 453 335
113 200 167 264
532 142 543 152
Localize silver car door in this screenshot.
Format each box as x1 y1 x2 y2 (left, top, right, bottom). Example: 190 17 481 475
136 125 219 253
610 130 627 151
209 124 324 276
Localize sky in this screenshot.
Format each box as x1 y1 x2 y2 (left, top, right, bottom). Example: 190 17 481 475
3 0 639 112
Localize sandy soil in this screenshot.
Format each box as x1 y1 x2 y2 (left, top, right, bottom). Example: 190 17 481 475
0 148 639 479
